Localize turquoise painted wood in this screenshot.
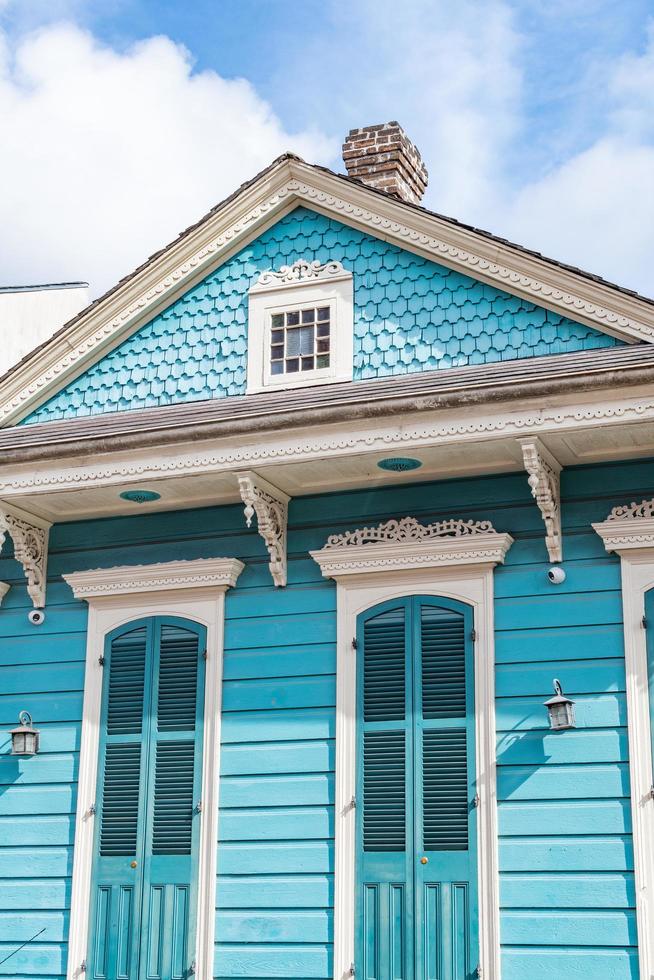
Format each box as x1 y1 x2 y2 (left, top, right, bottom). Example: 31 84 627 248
4 456 654 977
22 206 620 424
645 589 654 776
87 617 205 980
355 597 477 980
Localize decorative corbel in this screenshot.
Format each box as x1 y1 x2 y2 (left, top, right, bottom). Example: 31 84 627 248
518 438 563 563
236 471 290 587
0 502 51 608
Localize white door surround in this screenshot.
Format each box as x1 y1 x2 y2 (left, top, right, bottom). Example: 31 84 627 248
593 501 654 980
62 557 244 980
311 517 513 980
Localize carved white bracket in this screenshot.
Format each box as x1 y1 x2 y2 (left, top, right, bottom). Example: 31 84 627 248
519 438 562 563
237 471 290 587
0 582 9 607
0 503 51 608
311 515 513 577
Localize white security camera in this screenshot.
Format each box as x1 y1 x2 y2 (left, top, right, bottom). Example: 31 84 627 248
28 609 45 625
547 566 566 585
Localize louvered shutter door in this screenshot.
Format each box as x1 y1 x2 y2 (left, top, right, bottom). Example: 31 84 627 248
358 602 412 979
140 620 205 980
91 624 151 980
415 600 477 980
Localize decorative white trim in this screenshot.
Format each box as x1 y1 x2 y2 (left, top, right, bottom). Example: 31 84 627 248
63 557 244 598
593 505 654 980
519 438 563 563
2 156 653 426
312 516 513 577
0 501 51 607
64 557 244 980
237 470 289 586
4 387 654 502
247 258 353 393
0 582 9 606
312 517 511 980
251 258 351 291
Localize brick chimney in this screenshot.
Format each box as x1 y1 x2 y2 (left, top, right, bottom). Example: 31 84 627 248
342 122 428 205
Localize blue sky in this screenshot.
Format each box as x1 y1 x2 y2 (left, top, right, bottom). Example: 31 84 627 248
1 0 653 296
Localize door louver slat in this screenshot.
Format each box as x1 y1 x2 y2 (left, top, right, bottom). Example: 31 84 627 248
423 729 468 851
100 743 141 856
153 740 195 855
363 608 405 722
363 730 405 851
106 627 147 735
158 625 200 732
421 607 466 719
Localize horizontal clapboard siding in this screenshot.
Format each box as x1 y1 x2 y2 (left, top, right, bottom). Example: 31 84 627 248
0 458 651 977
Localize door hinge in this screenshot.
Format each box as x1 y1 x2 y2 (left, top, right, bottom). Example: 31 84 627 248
475 965 482 978
202 649 208 660
195 800 203 813
643 616 648 630
470 629 477 642
98 656 105 666
348 964 355 977
88 803 97 816
473 793 480 808
80 961 87 974
188 960 197 976
648 785 654 802
351 637 358 650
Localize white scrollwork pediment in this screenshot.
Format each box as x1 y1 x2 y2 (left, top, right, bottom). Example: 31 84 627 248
593 496 654 553
311 516 513 578
251 258 351 292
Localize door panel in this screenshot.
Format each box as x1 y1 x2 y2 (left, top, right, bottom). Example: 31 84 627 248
357 597 478 980
88 617 205 980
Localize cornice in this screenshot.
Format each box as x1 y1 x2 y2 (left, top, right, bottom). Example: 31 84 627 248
593 498 654 554
63 557 245 599
1 389 654 501
2 156 654 427
310 516 513 578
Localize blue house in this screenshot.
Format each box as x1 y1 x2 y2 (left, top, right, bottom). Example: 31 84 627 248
2 121 654 980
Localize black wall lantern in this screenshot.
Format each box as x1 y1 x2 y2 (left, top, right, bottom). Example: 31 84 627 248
544 679 576 731
10 711 40 755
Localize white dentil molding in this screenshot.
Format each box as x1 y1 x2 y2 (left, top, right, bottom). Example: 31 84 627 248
65 556 244 980
63 557 244 598
2 155 653 426
593 499 654 980
236 470 289 587
311 515 511 980
3 387 654 501
0 500 51 608
519 437 563 563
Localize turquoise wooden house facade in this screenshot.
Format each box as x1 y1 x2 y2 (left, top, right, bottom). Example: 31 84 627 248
1 122 654 980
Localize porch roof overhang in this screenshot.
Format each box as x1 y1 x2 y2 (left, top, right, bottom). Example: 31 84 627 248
1 343 654 526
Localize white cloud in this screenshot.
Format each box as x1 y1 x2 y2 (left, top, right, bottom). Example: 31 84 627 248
0 24 334 294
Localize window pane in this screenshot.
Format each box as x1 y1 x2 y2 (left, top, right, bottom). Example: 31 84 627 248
299 325 314 355
271 329 284 344
317 323 330 337
301 309 315 324
316 354 330 368
271 361 284 375
286 311 300 325
317 307 330 320
271 313 284 327
301 356 314 371
317 338 330 353
286 358 300 373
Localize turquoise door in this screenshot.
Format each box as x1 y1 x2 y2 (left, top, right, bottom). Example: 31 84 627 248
356 596 478 980
87 617 206 980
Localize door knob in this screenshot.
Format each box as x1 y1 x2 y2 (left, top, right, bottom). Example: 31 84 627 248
130 860 138 868
420 856 428 865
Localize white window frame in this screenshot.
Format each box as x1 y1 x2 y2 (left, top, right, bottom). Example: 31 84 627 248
593 502 654 980
310 518 513 980
62 558 244 980
247 258 353 393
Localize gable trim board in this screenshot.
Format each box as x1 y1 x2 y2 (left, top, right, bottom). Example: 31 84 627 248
1 157 653 428
311 519 512 980
593 503 654 980
62 558 244 980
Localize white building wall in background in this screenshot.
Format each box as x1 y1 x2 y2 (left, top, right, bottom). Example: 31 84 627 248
0 282 90 377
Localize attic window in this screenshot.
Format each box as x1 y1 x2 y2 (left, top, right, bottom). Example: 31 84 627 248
270 306 331 376
247 259 353 393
